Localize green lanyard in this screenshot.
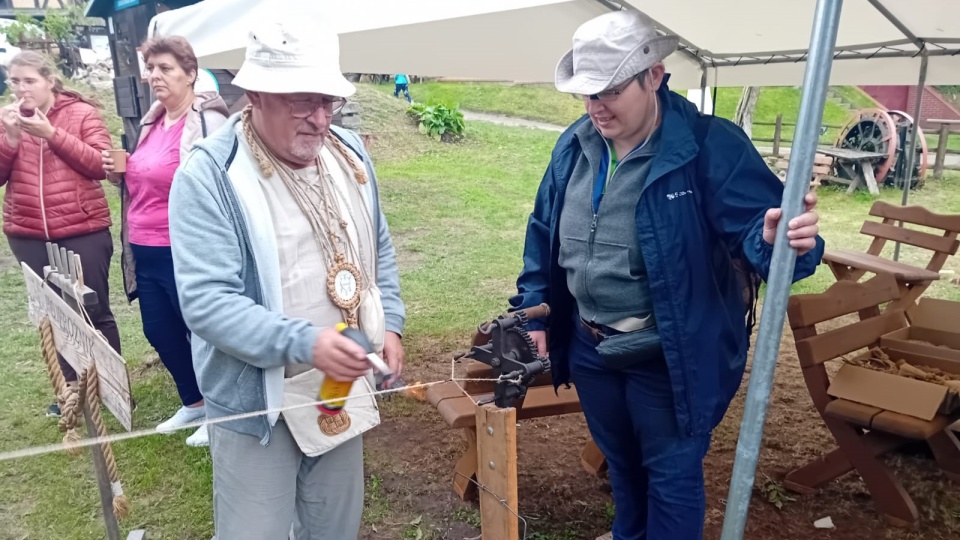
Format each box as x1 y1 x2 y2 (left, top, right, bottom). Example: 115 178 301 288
604 143 619 195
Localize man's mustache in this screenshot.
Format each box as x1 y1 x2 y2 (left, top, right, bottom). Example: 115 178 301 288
299 121 326 136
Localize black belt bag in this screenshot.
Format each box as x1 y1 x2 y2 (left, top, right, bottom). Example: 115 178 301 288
594 324 664 370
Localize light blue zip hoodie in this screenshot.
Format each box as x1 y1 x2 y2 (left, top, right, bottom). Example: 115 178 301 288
168 114 405 445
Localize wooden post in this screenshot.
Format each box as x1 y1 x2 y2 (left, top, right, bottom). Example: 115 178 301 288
934 122 949 180
773 114 783 158
476 405 519 540
23 242 143 540
83 399 122 540
50 250 122 540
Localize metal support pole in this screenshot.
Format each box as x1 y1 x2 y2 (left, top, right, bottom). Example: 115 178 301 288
719 1 843 539
893 51 928 262
699 67 708 113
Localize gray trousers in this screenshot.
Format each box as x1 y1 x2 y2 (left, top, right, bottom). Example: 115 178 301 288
209 419 364 540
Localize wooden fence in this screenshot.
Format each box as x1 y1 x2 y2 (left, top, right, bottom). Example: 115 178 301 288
753 113 960 179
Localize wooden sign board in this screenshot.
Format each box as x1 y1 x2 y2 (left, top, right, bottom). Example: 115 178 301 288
22 263 134 431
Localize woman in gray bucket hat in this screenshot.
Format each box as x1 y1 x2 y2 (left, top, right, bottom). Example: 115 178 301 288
509 9 824 540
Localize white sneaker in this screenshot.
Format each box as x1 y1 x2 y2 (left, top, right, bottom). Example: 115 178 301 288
185 423 209 447
156 405 206 434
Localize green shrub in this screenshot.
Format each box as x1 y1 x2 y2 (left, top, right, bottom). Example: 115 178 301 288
406 101 465 142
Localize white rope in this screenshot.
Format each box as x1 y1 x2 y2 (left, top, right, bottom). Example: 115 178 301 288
0 358 525 463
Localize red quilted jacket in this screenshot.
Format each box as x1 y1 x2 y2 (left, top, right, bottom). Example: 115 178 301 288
0 92 112 240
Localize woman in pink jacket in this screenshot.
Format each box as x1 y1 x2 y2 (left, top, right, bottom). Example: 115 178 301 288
103 36 228 447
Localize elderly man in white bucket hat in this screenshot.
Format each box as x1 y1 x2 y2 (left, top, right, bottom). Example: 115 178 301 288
509 9 824 540
168 18 406 539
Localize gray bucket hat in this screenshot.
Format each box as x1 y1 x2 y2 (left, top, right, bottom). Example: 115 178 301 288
555 10 680 95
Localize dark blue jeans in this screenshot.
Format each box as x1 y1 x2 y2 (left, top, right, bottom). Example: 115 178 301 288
130 244 201 406
394 83 412 103
569 321 711 540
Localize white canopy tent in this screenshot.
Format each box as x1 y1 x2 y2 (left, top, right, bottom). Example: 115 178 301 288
146 0 960 88
142 1 951 538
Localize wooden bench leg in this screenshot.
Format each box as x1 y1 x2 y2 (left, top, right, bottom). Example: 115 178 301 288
927 429 960 485
784 430 904 494
453 427 479 501
825 419 917 526
888 281 932 323
580 439 607 477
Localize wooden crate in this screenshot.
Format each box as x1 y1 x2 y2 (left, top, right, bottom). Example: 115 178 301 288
775 152 834 191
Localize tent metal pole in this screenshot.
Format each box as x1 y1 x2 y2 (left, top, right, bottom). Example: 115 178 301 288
700 68 708 112
866 0 922 46
893 50 928 261
718 1 843 539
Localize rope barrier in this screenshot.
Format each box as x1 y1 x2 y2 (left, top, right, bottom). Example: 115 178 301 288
13 324 524 532
25 292 514 527
0 363 516 463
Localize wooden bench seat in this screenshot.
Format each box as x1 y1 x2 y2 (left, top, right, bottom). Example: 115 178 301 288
428 360 608 500
825 398 955 440
823 201 960 321
428 382 582 429
824 250 942 283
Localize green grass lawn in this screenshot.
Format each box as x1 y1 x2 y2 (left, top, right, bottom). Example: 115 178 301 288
831 86 881 109
377 81 872 147
371 80 586 126
0 81 958 539
926 132 960 153
384 80 960 155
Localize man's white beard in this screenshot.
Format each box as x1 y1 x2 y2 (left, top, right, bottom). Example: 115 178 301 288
289 135 326 164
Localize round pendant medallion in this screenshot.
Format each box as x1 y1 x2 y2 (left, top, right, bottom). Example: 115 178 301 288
318 410 352 436
327 261 362 310
335 270 357 302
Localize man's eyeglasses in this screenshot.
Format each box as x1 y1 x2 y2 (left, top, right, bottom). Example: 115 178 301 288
285 96 347 118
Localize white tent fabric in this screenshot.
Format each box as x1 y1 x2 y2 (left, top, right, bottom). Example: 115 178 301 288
632 0 960 86
149 0 617 84
148 0 960 88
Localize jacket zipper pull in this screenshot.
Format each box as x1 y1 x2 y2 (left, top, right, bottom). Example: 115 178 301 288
590 213 598 235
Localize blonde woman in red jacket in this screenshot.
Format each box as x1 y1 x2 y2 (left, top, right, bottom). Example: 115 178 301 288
0 51 119 417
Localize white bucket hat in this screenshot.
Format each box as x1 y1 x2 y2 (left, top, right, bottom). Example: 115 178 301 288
232 19 356 98
555 10 679 96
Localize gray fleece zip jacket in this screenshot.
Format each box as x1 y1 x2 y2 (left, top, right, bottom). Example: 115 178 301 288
168 115 405 444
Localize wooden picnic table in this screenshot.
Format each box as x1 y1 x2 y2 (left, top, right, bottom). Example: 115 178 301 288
816 145 889 195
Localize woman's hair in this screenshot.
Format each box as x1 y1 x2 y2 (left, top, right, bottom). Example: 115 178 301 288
9 51 103 109
140 35 199 85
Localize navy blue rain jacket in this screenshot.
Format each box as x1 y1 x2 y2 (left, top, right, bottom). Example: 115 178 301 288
509 76 825 436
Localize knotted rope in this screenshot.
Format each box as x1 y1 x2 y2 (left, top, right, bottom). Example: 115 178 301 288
39 317 82 454
38 317 130 519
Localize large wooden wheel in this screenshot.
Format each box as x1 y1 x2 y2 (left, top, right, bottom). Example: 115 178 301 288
836 108 898 184
888 110 928 190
